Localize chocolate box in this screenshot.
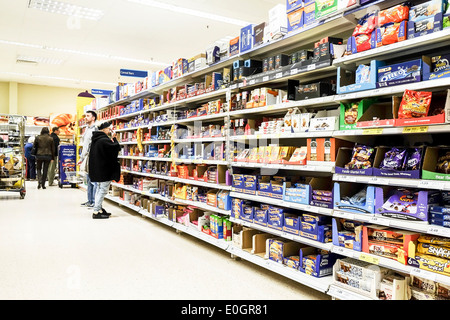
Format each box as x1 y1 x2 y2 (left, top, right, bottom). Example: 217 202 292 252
408 12 443 39
377 59 423 88
295 82 334 100
267 206 284 231
287 7 304 33
332 218 364 251
283 213 301 235
374 187 440 222
424 54 450 81
299 247 337 277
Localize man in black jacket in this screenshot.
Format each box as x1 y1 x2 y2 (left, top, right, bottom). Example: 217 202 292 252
48 127 60 186
88 121 121 219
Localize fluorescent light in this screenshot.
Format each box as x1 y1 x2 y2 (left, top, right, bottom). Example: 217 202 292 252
127 0 251 26
28 0 104 21
17 54 64 65
0 39 168 67
0 71 116 86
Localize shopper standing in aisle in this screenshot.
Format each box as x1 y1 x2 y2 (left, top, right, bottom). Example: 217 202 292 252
24 136 36 181
47 127 60 186
77 110 97 208
89 121 121 219
33 127 55 189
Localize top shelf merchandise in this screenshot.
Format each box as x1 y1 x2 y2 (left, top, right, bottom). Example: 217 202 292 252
78 0 450 300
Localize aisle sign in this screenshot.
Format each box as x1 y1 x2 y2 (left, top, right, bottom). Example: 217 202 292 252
120 69 148 78
91 89 113 96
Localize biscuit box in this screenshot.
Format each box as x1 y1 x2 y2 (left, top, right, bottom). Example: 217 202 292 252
409 0 446 23
407 12 443 39
269 239 304 264
424 54 450 80
362 225 421 264
377 59 423 88
283 213 301 235
267 206 284 231
332 218 363 251
254 207 268 227
284 256 300 269
300 220 332 243
299 247 337 277
243 175 258 195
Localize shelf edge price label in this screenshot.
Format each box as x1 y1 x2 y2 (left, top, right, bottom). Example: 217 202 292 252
362 128 383 135
249 79 256 85
307 64 316 71
410 268 436 282
403 126 429 134
262 76 269 82
290 68 298 75
359 253 379 265
275 72 283 79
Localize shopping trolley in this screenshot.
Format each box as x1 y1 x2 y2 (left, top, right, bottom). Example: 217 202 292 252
58 144 81 188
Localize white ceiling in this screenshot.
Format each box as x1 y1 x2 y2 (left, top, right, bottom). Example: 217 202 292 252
0 0 284 91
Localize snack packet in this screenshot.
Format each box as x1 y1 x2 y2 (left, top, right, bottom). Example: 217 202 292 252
345 145 374 169
380 147 407 170
406 148 422 170
378 3 410 26
398 89 432 118
342 188 367 206
353 12 378 37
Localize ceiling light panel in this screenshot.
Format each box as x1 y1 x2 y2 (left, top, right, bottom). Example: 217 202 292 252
127 0 251 26
16 55 64 65
28 0 104 21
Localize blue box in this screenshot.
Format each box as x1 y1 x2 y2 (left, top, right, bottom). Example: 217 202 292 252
243 175 258 195
333 182 376 214
409 0 447 23
240 24 255 53
242 205 254 223
377 59 423 88
332 218 363 251
430 206 450 214
287 7 304 33
299 247 336 277
232 174 244 193
287 0 303 13
424 54 450 80
254 208 268 227
267 206 284 231
303 2 315 25
283 213 301 235
337 60 384 94
407 13 443 39
300 223 332 242
284 183 311 205
430 218 450 227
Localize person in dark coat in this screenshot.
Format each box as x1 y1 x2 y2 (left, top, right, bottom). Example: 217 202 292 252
33 127 55 189
88 121 121 219
24 136 36 180
47 127 61 186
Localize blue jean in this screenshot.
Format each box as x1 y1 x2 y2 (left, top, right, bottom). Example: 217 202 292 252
94 181 111 212
86 174 97 205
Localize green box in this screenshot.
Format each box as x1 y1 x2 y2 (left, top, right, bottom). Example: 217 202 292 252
315 0 338 19
339 99 376 130
422 146 450 181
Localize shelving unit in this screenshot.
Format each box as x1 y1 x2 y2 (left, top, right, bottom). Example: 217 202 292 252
79 0 450 300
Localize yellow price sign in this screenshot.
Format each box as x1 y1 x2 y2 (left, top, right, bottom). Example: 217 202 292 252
267 105 274 110
362 128 384 135
403 126 429 134
359 253 379 265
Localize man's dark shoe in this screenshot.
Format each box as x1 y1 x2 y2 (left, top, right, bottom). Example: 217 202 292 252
92 211 109 219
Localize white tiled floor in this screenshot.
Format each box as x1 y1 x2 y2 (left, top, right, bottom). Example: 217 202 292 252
0 181 330 300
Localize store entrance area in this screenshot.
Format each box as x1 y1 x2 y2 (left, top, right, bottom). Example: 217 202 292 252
0 183 329 300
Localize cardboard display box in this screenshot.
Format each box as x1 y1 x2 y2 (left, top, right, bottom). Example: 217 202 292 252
334 147 374 176
231 225 261 250
362 224 421 264
268 239 305 263
337 60 384 94
333 182 376 214
307 137 353 162
332 218 364 251
355 99 396 128
374 187 440 222
339 99 377 130
422 145 450 181
372 146 425 179
299 246 337 277
283 213 301 235
392 90 449 127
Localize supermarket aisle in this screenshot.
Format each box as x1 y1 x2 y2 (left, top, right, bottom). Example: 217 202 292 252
0 182 330 300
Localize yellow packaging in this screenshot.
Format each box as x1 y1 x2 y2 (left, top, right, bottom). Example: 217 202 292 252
414 253 450 276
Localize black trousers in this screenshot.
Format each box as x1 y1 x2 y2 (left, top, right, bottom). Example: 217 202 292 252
36 160 51 187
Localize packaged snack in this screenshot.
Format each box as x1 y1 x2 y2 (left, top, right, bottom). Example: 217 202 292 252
342 188 367 206
313 190 333 197
380 22 403 46
353 12 378 37
378 3 410 26
410 275 437 294
414 253 450 276
417 243 450 259
354 34 372 52
355 64 371 84
418 235 450 247
382 189 418 214
398 89 432 119
379 147 407 170
436 150 450 174
345 145 375 169
343 102 359 125
409 0 445 22
406 148 422 170
312 195 332 202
